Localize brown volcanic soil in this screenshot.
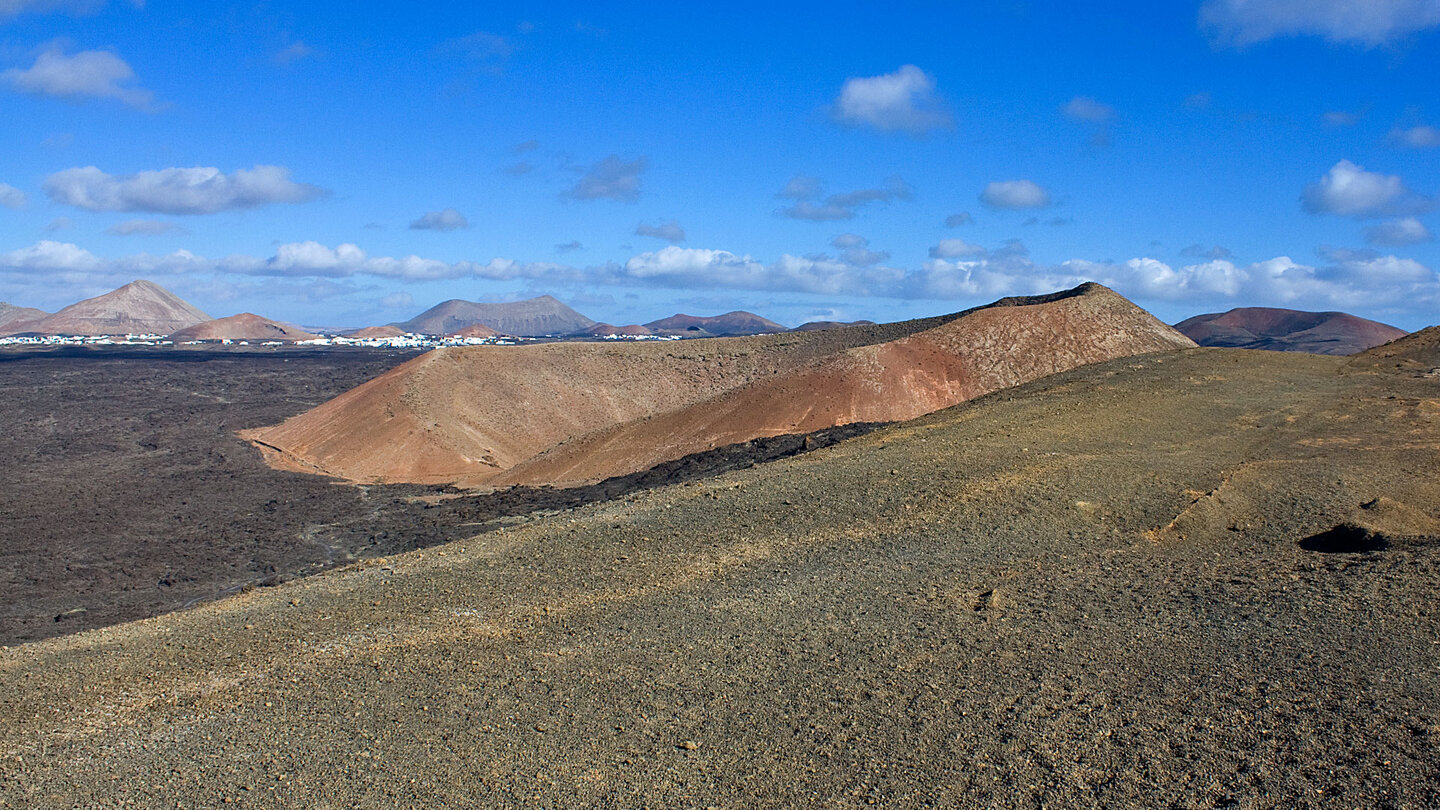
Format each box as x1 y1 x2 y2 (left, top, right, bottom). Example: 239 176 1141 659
0 302 48 332
450 323 500 338
1176 306 1406 355
249 283 1193 488
1358 324 1440 369
169 312 320 342
3 347 1439 808
346 325 406 338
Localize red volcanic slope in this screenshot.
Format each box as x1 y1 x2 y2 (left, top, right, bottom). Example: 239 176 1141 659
1175 307 1405 356
169 313 320 342
347 325 407 339
244 283 1195 489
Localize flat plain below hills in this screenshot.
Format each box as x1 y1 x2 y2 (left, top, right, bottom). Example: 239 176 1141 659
4 346 1439 808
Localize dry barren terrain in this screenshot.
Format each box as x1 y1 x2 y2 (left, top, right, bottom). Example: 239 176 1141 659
3 345 1438 808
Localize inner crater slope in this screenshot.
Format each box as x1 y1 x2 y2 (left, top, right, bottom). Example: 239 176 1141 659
242 283 1195 487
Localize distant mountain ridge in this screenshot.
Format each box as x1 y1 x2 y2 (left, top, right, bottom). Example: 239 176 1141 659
0 302 49 333
169 313 319 342
1 280 210 336
396 295 596 336
644 311 786 337
1175 307 1406 356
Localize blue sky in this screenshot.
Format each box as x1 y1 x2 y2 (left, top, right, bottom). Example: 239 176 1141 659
1 1 1438 330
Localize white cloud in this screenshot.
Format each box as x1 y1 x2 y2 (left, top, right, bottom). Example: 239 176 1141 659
929 238 987 259
1390 125 1440 148
777 176 911 221
635 220 686 243
273 41 316 65
827 234 888 266
979 179 1052 210
409 208 470 231
42 217 71 233
1062 96 1115 122
1300 159 1429 218
1323 110 1360 126
0 182 25 208
1200 0 1440 46
945 212 973 227
2 46 153 108
567 155 646 202
105 219 186 236
832 65 953 135
44 165 325 214
380 291 414 310
1366 217 1433 246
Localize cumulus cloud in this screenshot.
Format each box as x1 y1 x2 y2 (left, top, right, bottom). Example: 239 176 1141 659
777 175 912 221
105 219 186 236
979 179 1052 210
945 212 973 227
1200 0 1440 46
1062 96 1115 122
827 234 889 266
1390 125 1440 148
2 45 153 108
929 238 987 259
635 220 686 243
832 65 953 135
44 165 326 214
620 246 902 296
1300 159 1430 218
0 182 25 208
567 155 646 202
409 207 470 231
1366 217 1433 246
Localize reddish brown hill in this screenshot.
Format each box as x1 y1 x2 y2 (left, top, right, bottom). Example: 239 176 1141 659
169 313 319 342
1175 307 1405 355
450 323 500 338
0 302 49 335
243 283 1194 488
398 295 594 336
645 311 785 337
19 280 210 336
585 323 655 337
346 325 407 339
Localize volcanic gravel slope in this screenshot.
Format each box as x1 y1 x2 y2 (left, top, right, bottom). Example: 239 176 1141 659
168 313 320 342
7 279 210 336
247 283 1194 488
4 346 1438 808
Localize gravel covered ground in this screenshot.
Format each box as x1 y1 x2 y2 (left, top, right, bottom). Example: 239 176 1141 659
2 347 1439 807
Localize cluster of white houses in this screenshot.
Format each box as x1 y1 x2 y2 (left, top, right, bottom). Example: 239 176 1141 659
0 331 680 349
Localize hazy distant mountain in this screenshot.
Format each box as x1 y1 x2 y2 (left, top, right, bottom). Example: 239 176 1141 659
9 280 210 336
397 295 595 336
791 320 876 332
644 311 786 337
169 313 319 342
0 302 49 334
1175 307 1406 356
585 323 654 337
